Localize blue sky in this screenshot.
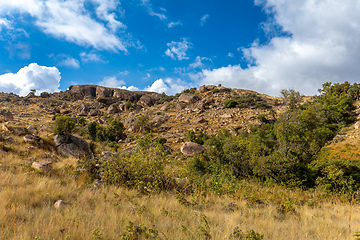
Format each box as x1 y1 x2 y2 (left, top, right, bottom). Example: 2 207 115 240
1 0 360 96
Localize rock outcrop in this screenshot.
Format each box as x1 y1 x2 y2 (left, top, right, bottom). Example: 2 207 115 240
66 85 162 106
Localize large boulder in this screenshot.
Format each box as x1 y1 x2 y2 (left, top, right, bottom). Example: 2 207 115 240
107 104 119 114
138 95 154 106
150 115 169 128
54 135 90 158
40 92 50 98
179 94 200 104
0 110 13 121
180 142 206 156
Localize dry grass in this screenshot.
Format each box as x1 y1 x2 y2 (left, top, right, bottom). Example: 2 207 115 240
1 161 359 240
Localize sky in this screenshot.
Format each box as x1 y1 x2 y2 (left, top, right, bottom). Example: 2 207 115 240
1 0 360 97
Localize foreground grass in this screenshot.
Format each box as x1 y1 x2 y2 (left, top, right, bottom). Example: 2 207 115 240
1 159 359 240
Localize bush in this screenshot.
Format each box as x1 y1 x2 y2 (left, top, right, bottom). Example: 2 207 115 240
77 117 86 126
224 99 238 108
53 116 75 135
101 137 174 191
87 118 125 142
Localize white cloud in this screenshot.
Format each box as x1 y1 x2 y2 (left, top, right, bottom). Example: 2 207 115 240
197 0 360 96
0 0 129 52
165 38 192 60
79 52 105 63
98 76 125 88
144 78 192 95
200 14 209 26
90 0 126 32
141 0 167 21
227 52 235 58
168 21 182 28
0 63 60 96
121 85 139 91
6 43 31 59
58 56 80 69
0 18 11 30
189 56 211 69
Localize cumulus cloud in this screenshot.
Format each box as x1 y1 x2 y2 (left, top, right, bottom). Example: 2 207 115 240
0 63 60 96
0 0 129 52
200 14 209 26
198 0 360 96
144 78 193 95
98 76 125 88
165 38 192 60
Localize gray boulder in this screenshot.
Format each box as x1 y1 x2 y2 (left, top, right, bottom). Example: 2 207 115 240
179 94 200 104
107 104 119 114
32 161 53 172
24 134 44 145
180 142 206 156
54 134 90 158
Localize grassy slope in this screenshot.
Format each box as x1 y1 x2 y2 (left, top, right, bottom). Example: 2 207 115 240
0 92 360 239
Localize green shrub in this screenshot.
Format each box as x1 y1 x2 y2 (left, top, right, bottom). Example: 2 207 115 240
53 116 75 136
257 114 267 123
77 117 86 126
101 137 174 191
224 99 238 108
87 118 125 142
186 130 209 145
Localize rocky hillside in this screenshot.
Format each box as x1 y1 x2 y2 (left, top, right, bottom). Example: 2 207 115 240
0 84 282 152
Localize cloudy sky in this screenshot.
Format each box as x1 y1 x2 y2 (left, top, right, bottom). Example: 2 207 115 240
1 0 360 96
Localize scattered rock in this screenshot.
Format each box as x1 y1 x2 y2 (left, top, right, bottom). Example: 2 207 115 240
39 125 52 133
27 125 37 134
24 134 44 145
197 117 207 123
89 109 101 116
0 133 15 144
54 200 69 209
32 161 53 172
180 142 206 156
178 94 200 103
150 115 169 128
13 127 26 136
0 110 14 121
77 103 89 116
355 121 360 129
220 113 232 118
